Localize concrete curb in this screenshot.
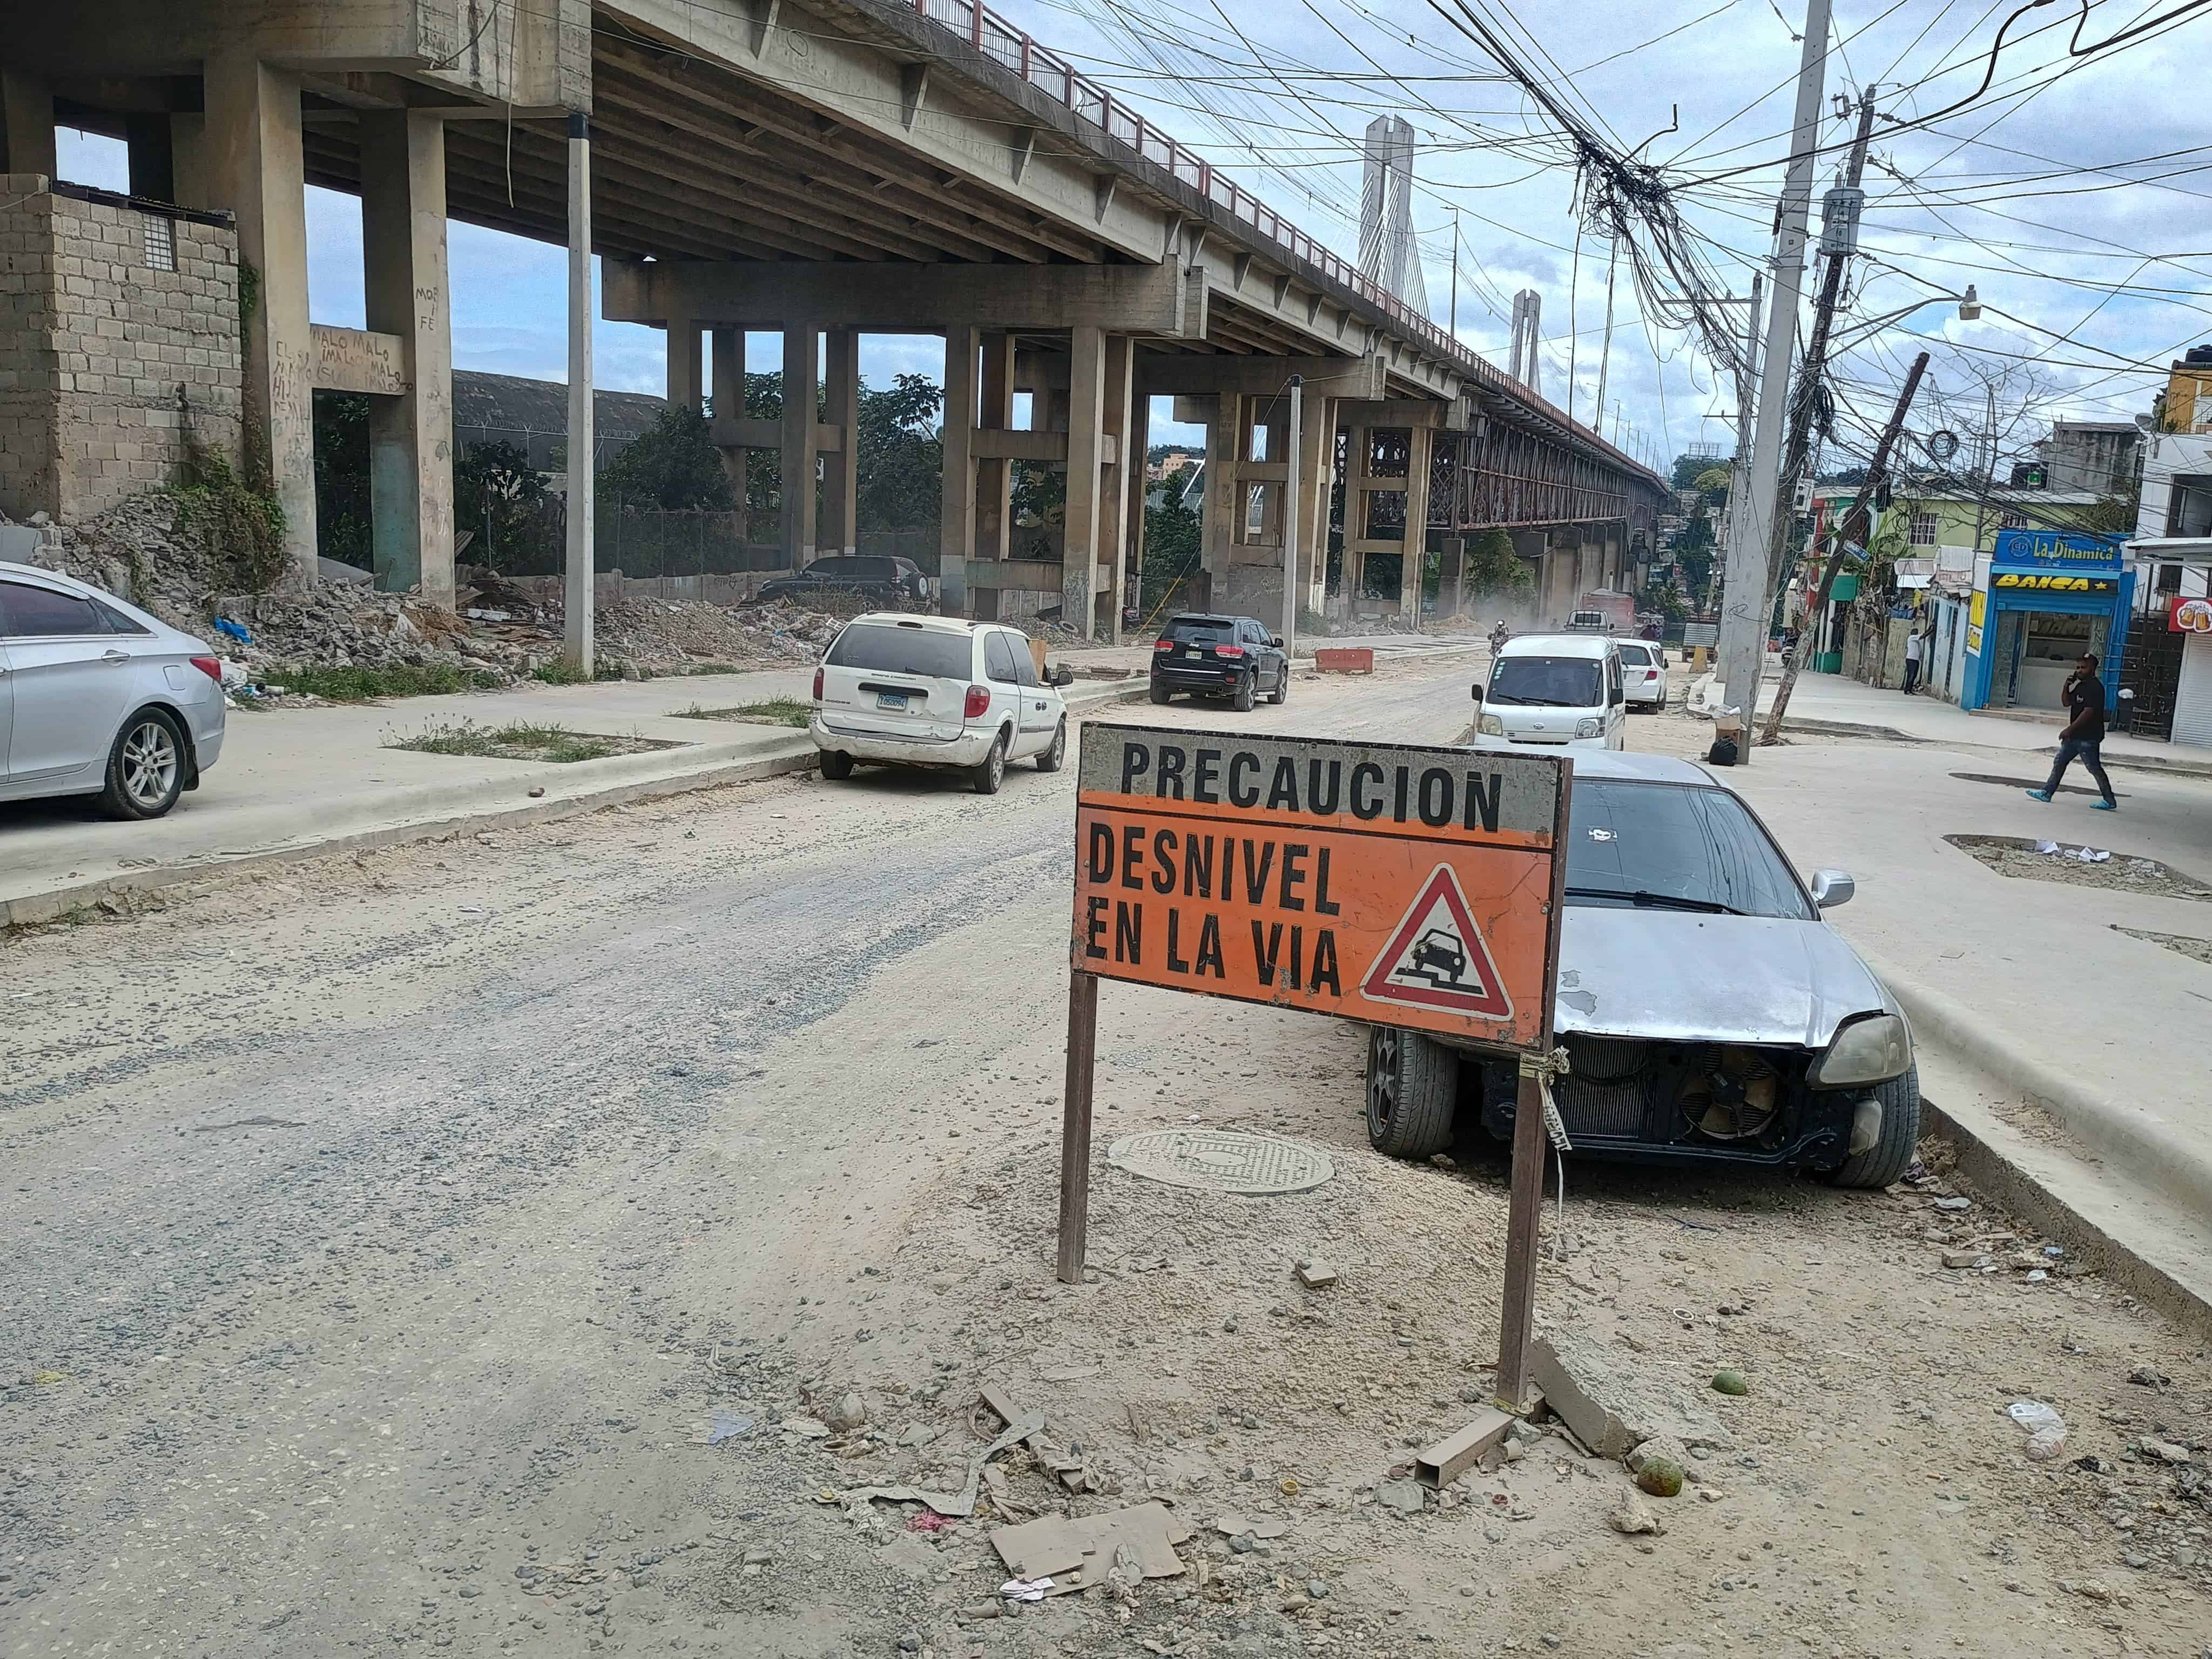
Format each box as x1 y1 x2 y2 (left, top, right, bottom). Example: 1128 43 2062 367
2 682 1150 928
1916 1092 2212 1341
1877 965 2212 1239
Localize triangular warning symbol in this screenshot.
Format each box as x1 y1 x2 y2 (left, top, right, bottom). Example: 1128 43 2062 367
1359 865 1514 1021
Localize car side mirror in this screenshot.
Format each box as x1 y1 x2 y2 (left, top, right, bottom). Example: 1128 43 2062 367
1609 684 1624 706
1270 634 1285 649
1810 869 1856 909
1469 684 1484 703
1051 665 1074 687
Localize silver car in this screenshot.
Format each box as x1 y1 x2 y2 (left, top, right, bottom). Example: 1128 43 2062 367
0 561 227 819
1366 750 1919 1190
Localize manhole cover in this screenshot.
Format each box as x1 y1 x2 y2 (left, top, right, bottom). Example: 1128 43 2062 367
1105 1130 1334 1195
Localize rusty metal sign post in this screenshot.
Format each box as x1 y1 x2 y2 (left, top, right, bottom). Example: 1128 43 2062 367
1055 725 1571 1406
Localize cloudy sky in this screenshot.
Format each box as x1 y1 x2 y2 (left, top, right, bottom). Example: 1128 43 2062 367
55 0 2209 471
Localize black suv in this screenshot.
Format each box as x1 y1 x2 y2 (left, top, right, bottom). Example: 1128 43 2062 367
759 555 929 604
1149 613 1290 711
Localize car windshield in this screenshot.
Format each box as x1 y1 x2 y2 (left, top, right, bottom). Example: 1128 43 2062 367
1564 780 1813 921
825 623 972 679
1162 616 1233 646
1489 656 1602 706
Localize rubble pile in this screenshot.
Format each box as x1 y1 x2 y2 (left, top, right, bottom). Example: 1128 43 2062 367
6 494 853 682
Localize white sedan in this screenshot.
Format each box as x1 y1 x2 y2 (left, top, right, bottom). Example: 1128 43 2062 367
1 561 227 819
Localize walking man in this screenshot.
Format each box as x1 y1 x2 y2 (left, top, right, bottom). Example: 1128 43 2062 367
2027 652 2117 811
1901 625 1924 695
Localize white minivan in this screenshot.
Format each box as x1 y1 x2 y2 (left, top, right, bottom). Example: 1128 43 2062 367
1470 632 1627 750
811 612 1067 794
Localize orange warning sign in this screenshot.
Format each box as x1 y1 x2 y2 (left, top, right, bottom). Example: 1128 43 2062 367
1071 726 1570 1052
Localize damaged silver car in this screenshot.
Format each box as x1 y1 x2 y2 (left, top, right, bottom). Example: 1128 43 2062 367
1366 751 1918 1189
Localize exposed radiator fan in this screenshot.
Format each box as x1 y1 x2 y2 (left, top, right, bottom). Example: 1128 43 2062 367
1677 1046 1783 1141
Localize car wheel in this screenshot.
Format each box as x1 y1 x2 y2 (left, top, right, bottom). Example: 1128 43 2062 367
1149 682 1173 705
1365 1026 1458 1159
96 706 188 820
1035 718 1067 773
1825 1063 1921 1190
972 732 1008 795
819 749 855 780
1232 671 1256 713
1269 664 1289 704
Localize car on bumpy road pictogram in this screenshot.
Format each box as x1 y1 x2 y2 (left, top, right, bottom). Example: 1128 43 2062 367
1364 750 1920 1190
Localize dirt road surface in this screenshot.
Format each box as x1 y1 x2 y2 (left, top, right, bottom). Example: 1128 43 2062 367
4 656 2206 1659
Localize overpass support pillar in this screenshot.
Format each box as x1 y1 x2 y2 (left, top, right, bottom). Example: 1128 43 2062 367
1438 537 1467 621
1122 387 1151 634
205 50 317 583
1399 426 1434 624
710 328 746 501
820 327 858 558
359 110 454 607
666 318 703 415
940 325 978 616
1061 326 1131 643
780 323 819 568
0 68 56 177
1292 391 1330 624
976 332 1015 576
1198 394 1232 611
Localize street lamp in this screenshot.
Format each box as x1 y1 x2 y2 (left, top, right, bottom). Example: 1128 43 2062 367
1828 289 1984 353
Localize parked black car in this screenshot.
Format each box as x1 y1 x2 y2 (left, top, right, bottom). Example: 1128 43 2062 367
1149 613 1290 711
759 555 929 605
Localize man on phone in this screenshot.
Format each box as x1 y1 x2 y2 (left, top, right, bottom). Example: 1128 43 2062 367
1901 626 1924 696
2026 652 2117 811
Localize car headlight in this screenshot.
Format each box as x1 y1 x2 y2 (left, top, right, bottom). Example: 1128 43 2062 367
1575 717 1603 739
1478 713 1505 736
1810 1013 1912 1087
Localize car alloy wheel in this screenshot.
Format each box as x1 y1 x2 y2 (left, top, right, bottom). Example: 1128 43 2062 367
121 717 179 808
1367 1026 1402 1137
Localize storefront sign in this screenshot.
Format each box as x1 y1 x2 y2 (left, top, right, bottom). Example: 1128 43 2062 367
1993 572 2118 593
2172 595 2212 633
1992 529 2122 569
1966 590 1985 656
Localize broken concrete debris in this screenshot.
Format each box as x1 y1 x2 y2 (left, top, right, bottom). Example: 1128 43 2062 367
1414 1407 1518 1488
1608 1493 1664 1536
1528 1328 1730 1460
1294 1259 1340 1290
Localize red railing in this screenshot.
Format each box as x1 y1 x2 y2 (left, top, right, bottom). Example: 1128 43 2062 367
905 0 1660 485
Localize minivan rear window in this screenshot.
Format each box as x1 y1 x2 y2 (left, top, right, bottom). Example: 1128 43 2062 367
825 622 973 680
1162 615 1232 644
1489 656 1603 707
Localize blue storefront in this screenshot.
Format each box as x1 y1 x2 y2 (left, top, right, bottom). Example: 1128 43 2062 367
1962 530 2133 713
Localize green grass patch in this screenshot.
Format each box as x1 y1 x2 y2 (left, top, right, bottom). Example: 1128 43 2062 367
672 698 813 729
267 663 507 702
385 719 677 764
529 662 590 686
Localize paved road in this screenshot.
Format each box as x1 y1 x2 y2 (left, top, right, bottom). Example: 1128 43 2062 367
0 659 1476 1656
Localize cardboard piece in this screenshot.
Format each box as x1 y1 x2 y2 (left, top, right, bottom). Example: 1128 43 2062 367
989 1502 1192 1596
1414 1406 1518 1488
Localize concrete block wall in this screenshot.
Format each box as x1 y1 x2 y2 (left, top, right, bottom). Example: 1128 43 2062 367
0 181 243 523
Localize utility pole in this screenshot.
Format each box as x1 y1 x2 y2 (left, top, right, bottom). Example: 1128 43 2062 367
1763 351 1928 741
1721 270 1764 559
1711 0 1831 753
1283 375 1303 659
1754 90 1880 651
1449 207 1460 340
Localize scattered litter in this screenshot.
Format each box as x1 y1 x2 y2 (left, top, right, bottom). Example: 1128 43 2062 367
1414 1407 1516 1487
706 1410 754 1445
2034 840 2061 855
906 1510 955 1535
839 1410 1042 1520
999 1577 1052 1603
1932 1196 1973 1212
2128 1365 2172 1390
2007 1400 2069 1461
1375 1478 1427 1514
2139 1439 2192 1464
781 1417 832 1439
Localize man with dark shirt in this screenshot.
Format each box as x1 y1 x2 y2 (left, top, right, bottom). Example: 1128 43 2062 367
2026 652 2117 811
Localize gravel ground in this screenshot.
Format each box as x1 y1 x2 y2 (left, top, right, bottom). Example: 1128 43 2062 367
3 653 2207 1659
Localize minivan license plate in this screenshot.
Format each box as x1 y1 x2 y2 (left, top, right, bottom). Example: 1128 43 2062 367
875 691 909 711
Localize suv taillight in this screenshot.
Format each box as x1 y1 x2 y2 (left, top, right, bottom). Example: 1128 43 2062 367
1213 644 1245 658
963 684 991 719
190 656 224 683
812 666 824 701
1154 638 1176 651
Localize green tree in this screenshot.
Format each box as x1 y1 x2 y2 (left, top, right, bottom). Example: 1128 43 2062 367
597 406 736 510
854 372 943 531
312 390 372 571
1673 509 1717 608
1463 529 1532 602
1140 492 1202 612
455 440 555 571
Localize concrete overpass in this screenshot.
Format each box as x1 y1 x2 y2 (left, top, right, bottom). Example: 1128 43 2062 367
0 0 1668 663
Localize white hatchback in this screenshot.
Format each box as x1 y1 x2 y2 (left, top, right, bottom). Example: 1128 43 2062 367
810 613 1068 794
1616 639 1668 710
